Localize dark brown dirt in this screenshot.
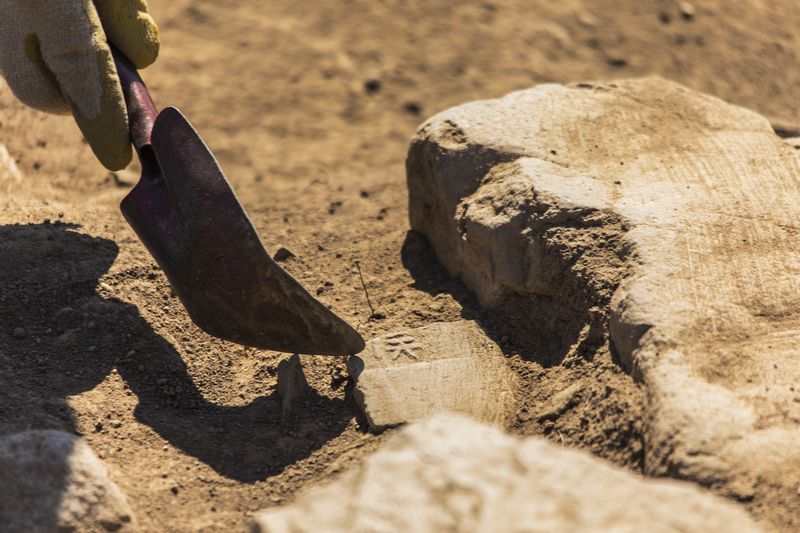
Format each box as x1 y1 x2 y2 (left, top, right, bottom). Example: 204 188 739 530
2 1 798 530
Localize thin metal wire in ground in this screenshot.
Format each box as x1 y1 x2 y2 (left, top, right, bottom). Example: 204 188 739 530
354 260 379 319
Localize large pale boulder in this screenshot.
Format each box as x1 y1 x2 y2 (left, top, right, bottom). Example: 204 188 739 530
253 414 761 532
348 321 517 431
406 78 800 526
0 430 136 532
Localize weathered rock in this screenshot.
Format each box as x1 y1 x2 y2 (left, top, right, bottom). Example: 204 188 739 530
253 414 761 533
348 321 517 431
0 430 136 532
406 78 800 524
277 353 309 416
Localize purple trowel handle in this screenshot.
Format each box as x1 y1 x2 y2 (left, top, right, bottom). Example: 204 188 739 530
111 46 159 152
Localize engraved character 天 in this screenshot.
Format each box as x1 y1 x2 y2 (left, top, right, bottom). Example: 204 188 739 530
381 332 423 361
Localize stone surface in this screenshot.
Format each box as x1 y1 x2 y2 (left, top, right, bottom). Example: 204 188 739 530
406 78 800 522
348 321 517 431
277 354 309 416
0 430 136 532
253 414 761 533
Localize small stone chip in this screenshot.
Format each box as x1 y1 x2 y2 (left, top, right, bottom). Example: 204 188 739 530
679 1 696 19
0 144 23 183
277 354 309 417
273 246 296 262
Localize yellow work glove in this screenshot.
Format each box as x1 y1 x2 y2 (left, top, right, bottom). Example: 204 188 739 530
0 1 159 170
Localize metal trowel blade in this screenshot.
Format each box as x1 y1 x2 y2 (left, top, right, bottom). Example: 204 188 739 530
120 106 365 355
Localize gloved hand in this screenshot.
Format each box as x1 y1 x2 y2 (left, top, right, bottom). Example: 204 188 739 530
0 1 159 170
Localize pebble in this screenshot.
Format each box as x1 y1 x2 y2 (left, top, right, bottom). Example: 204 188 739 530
576 11 596 28
403 102 422 116
679 1 696 19
273 246 296 262
363 79 381 94
536 382 584 422
12 327 26 338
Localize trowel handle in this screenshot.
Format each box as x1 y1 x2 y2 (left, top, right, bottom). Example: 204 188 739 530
111 46 159 152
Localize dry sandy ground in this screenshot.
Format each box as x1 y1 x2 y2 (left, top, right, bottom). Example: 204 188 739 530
1 1 799 531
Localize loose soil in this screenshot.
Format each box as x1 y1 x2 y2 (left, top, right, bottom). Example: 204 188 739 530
1 1 798 531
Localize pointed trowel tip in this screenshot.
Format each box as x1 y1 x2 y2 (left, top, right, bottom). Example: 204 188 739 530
341 326 366 355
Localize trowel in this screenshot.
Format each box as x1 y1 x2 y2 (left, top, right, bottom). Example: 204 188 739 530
111 48 365 355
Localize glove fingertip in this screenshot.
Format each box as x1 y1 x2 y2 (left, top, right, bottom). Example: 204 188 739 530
83 122 132 170
125 13 160 69
96 2 161 70
71 102 133 171
96 138 133 171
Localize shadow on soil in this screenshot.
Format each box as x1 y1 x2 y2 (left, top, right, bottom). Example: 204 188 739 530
0 223 350 484
401 230 599 367
400 229 645 472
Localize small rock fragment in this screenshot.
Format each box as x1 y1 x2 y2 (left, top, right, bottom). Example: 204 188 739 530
403 102 422 116
0 144 23 183
679 1 696 19
12 327 26 338
99 282 114 293
606 56 628 68
277 354 309 416
576 11 596 28
536 382 584 421
252 414 762 533
348 321 517 431
273 246 296 262
0 430 136 532
363 79 381 94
